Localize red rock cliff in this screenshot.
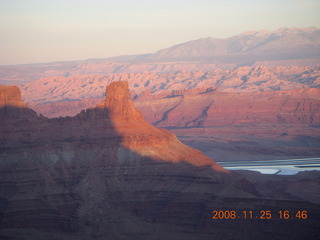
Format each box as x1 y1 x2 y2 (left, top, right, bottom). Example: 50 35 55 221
97 81 143 121
94 81 226 171
0 85 38 120
0 82 226 172
0 85 26 108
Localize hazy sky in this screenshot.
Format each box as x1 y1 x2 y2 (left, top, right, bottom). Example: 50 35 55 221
0 0 319 65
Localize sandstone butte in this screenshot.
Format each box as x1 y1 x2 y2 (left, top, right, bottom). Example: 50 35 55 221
1 82 320 240
0 82 225 171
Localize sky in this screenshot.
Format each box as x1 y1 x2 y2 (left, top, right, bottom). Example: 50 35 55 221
0 0 319 65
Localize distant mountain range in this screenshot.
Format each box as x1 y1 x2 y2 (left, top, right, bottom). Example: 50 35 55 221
110 27 320 63
0 27 319 85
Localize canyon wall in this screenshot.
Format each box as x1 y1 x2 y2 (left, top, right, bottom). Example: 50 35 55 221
23 71 320 161
1 83 319 239
20 65 320 105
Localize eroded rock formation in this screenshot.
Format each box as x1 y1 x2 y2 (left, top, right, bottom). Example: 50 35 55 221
21 65 320 106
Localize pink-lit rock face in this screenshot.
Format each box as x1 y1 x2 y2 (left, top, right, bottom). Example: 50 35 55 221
134 87 320 160
135 88 320 127
20 65 320 106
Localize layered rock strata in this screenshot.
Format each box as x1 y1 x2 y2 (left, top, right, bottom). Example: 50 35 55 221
0 82 319 240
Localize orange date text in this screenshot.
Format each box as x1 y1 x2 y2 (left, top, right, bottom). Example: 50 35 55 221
211 210 308 220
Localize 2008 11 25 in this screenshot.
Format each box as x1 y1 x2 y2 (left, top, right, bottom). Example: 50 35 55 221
211 210 308 220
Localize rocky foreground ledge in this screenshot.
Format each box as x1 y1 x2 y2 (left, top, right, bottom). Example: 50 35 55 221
0 82 319 240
